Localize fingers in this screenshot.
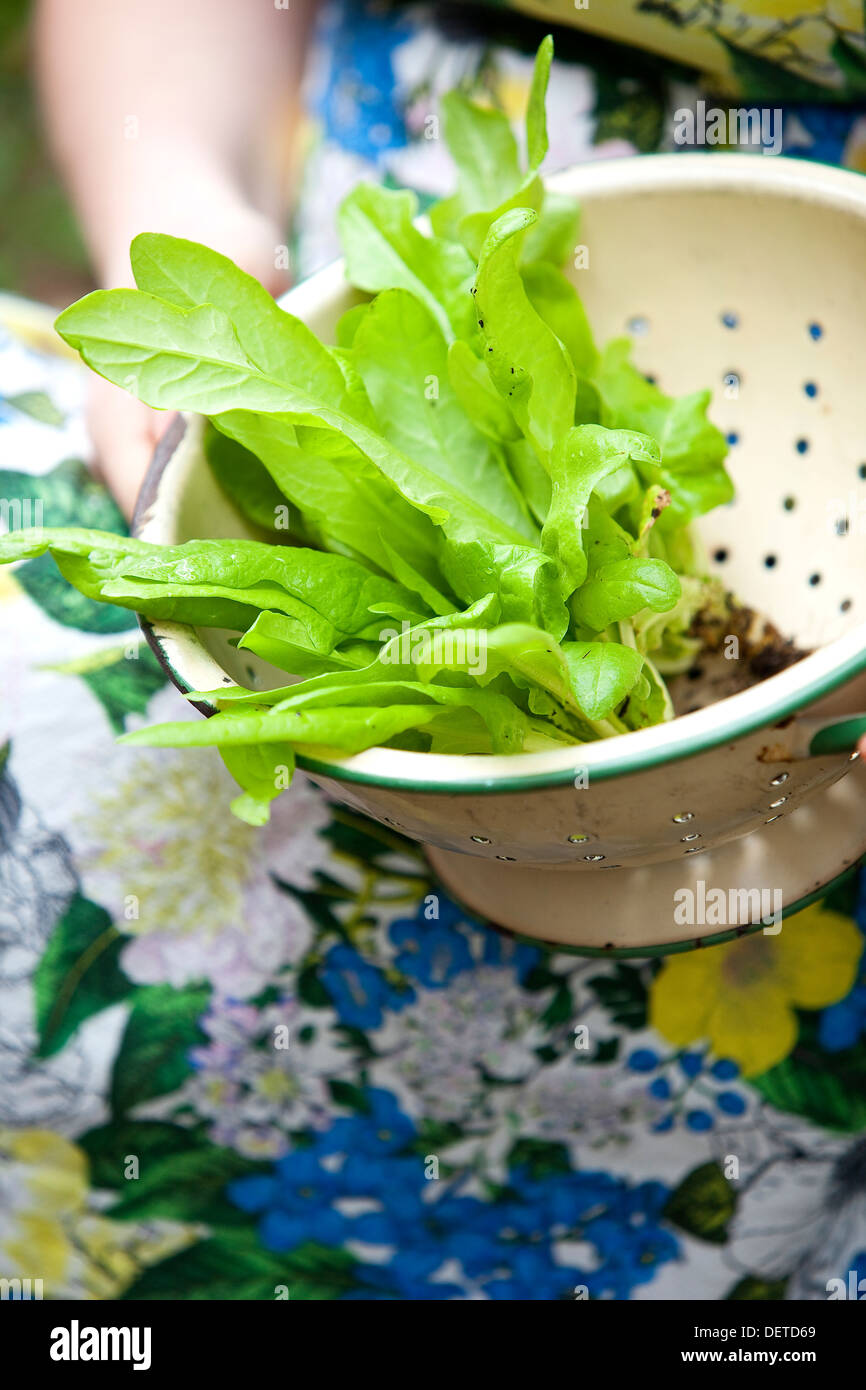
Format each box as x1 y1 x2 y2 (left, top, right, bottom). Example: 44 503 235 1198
85 375 171 521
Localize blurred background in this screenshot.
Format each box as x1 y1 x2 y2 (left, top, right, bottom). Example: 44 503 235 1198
0 0 90 304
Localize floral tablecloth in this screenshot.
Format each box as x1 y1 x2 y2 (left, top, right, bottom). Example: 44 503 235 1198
1 0 865 1302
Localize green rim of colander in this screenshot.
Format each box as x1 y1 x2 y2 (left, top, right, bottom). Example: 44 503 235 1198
293 643 866 792
140 616 866 794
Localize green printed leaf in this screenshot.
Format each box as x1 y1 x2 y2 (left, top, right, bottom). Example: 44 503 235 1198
752 1042 866 1132
663 1162 736 1245
110 984 210 1116
79 1121 208 1191
108 1143 267 1224
120 1234 356 1301
46 642 166 733
4 390 66 426
34 894 132 1058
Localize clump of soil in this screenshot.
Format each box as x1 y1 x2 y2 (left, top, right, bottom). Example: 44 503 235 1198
669 594 811 717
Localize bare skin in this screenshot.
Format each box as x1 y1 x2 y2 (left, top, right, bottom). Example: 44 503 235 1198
35 0 318 516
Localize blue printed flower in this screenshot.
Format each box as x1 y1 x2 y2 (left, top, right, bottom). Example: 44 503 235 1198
784 107 861 168
818 912 866 1052
819 983 866 1051
227 1089 679 1300
312 0 411 161
321 944 414 1028
480 928 540 982
229 1149 348 1250
630 1047 750 1130
387 891 540 988
627 1048 659 1073
389 898 474 987
317 1087 416 1158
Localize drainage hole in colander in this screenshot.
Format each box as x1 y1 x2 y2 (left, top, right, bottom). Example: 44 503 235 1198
808 573 822 586
584 853 605 862
470 835 491 844
858 463 866 480
496 854 516 861
804 381 818 398
841 599 853 613
764 554 778 569
770 772 789 785
723 370 740 391
766 815 782 823
783 495 797 512
835 517 850 536
726 431 740 446
795 438 809 455
713 548 728 564
244 665 260 686
672 812 695 823
769 796 789 808
684 846 705 854
627 315 649 335
681 832 701 842
568 834 589 844
721 311 738 329
850 751 861 762
808 321 823 340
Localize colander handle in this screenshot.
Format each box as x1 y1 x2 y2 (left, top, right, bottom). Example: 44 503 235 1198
803 714 866 758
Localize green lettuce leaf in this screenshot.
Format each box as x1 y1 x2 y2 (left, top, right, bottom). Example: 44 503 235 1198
562 640 644 720
474 207 576 460
338 183 475 341
541 425 660 599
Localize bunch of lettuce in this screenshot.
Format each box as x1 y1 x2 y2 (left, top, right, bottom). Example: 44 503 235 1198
0 38 733 823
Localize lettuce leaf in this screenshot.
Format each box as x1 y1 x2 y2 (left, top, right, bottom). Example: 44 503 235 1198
5 34 741 818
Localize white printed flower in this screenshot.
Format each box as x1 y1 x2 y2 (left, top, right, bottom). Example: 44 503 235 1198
721 1114 866 1299
369 964 552 1125
179 998 353 1158
78 725 330 997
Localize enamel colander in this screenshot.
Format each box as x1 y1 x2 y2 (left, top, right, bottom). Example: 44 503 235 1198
134 154 866 900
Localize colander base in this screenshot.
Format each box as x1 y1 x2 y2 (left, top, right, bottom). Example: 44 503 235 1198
426 763 866 956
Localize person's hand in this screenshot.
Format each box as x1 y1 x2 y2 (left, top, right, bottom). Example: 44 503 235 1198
36 0 314 519
85 377 171 521
88 198 291 520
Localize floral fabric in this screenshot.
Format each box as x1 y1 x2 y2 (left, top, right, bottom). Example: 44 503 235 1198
294 1 866 277
440 0 866 100
1 0 865 1301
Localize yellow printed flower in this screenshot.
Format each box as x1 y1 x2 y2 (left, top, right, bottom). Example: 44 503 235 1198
649 905 862 1077
0 1129 201 1298
733 0 824 16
